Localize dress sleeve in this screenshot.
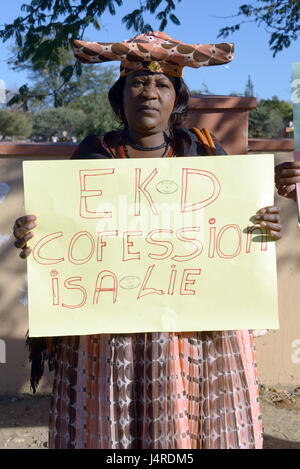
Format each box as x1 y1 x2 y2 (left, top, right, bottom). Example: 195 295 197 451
211 134 227 155
174 128 227 156
71 134 115 159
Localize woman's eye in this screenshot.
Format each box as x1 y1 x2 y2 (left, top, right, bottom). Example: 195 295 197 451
130 80 169 88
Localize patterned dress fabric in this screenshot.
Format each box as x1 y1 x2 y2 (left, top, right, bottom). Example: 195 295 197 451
49 332 262 449
73 30 234 77
48 129 263 449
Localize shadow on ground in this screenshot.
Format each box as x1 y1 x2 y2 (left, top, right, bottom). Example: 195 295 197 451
263 435 300 449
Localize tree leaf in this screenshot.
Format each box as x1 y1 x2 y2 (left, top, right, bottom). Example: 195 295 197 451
60 64 74 82
170 14 180 25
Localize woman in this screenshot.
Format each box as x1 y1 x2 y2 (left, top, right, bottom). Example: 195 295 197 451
13 31 282 449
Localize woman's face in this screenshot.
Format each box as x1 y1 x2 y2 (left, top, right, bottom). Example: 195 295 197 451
123 72 176 134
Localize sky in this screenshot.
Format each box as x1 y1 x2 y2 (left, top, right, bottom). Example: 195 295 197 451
0 0 299 102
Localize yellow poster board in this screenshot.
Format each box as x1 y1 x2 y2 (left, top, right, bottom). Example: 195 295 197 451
23 154 278 337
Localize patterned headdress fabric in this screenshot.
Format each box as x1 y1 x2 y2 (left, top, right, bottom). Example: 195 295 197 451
73 31 234 77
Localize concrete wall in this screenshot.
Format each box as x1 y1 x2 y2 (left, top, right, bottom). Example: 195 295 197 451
186 95 257 155
251 151 300 388
0 155 65 394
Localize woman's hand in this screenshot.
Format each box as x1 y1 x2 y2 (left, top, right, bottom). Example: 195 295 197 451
275 161 300 201
254 206 282 240
13 215 37 258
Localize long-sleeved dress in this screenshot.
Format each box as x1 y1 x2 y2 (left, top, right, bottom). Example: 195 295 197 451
31 127 263 449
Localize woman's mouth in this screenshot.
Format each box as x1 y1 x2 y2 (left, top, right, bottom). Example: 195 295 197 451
138 105 159 112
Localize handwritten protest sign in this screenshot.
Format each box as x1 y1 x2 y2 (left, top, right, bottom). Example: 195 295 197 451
23 155 278 337
292 63 300 220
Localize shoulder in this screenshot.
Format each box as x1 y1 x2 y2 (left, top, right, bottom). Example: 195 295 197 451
71 130 122 159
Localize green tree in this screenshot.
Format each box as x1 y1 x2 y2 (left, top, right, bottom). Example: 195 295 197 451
219 0 299 57
244 75 255 97
69 92 118 137
228 91 243 97
248 102 284 138
259 95 293 125
7 84 44 111
0 0 182 77
0 109 32 140
16 47 118 109
19 47 81 108
189 82 214 95
32 107 87 140
0 0 297 77
67 62 118 135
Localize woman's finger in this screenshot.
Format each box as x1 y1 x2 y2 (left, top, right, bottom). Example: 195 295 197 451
255 205 280 222
277 186 296 198
15 215 36 228
276 168 300 178
275 161 300 176
259 221 282 231
276 176 300 186
14 232 34 249
13 215 37 260
275 182 295 191
19 246 32 259
254 206 282 240
258 221 282 240
13 221 36 239
257 206 280 213
269 230 282 240
256 214 280 224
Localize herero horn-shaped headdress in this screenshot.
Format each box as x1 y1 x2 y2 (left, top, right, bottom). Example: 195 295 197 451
73 30 234 77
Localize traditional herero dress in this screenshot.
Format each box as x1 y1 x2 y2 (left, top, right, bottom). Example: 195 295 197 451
31 128 263 449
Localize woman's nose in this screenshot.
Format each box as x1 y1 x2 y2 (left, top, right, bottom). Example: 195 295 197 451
142 84 157 99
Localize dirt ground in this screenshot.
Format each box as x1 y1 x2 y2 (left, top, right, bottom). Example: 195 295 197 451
0 386 300 449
